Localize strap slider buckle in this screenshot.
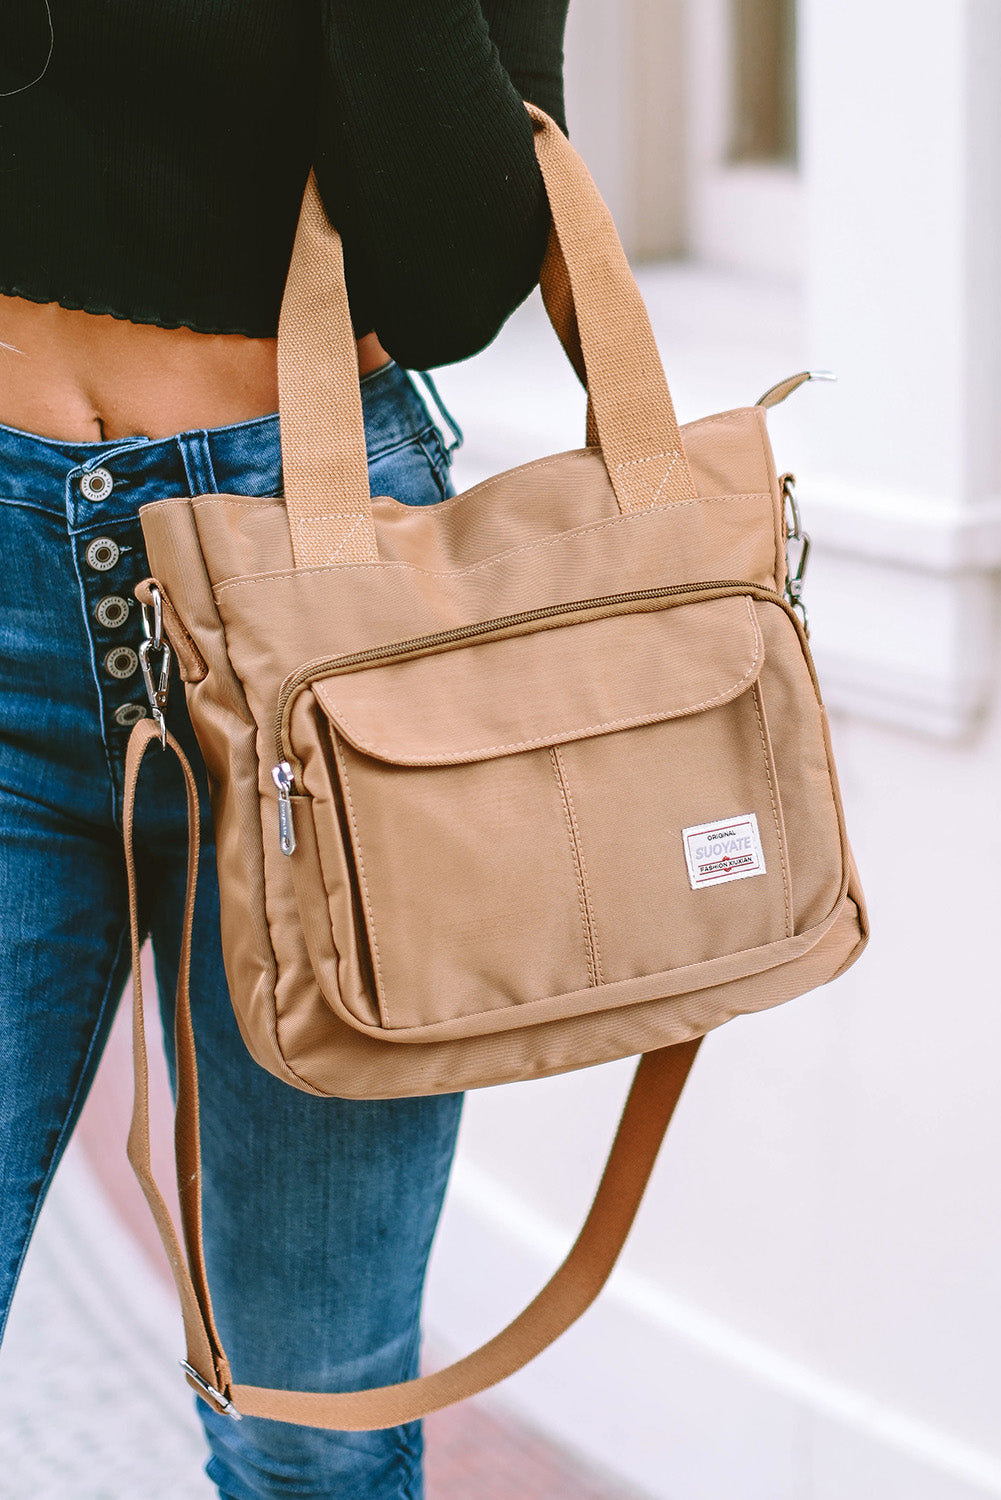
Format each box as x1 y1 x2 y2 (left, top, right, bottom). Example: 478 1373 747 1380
180 1360 242 1420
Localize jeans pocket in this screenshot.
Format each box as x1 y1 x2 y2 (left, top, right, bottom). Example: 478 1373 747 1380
368 429 454 508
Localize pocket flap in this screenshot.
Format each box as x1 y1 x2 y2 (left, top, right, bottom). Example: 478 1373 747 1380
313 594 763 767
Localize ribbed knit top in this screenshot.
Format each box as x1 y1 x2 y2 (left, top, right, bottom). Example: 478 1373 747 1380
0 1 569 367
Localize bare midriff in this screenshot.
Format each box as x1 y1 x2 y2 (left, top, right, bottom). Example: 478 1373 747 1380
0 293 391 444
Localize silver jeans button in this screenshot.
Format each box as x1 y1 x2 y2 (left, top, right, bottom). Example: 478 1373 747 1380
80 467 114 501
85 537 120 571
113 702 148 727
104 645 139 680
95 594 130 628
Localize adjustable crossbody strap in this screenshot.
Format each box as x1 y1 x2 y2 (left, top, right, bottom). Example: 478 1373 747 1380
123 719 233 1407
124 718 701 1430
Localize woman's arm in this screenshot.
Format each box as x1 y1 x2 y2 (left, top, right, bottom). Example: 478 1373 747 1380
315 0 569 369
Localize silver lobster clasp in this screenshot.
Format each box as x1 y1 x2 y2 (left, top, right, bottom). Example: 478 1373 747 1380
781 475 811 635
139 584 172 748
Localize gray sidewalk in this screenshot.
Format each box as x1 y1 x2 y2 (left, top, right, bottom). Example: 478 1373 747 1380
0 1138 641 1500
0 1141 213 1499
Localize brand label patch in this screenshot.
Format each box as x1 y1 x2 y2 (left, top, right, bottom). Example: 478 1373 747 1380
682 813 766 890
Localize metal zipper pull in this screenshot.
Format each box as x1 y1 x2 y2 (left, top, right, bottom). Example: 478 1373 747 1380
271 762 296 855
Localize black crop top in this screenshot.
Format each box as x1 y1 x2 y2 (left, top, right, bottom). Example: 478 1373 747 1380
0 1 569 367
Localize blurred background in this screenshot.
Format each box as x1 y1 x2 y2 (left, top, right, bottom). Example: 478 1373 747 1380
5 2 1001 1497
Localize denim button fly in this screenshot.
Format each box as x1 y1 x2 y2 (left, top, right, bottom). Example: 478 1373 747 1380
104 645 138 680
113 702 147 727
95 595 130 628
80 467 114 501
86 537 120 571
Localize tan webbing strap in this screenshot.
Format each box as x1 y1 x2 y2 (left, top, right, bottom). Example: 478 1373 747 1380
527 104 697 511
123 721 701 1429
278 108 696 569
233 1035 700 1430
277 171 378 570
538 219 600 448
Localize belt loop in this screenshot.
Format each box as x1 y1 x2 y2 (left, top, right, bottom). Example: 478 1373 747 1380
177 430 219 497
412 370 464 457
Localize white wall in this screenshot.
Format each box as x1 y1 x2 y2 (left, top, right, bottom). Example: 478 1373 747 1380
563 0 687 258
427 4 1001 1494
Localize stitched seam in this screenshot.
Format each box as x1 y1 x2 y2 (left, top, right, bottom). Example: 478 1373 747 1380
696 406 785 586
293 512 368 526
166 608 199 658
648 454 682 507
401 448 598 517
329 686 751 759
212 493 772 594
195 450 597 528
190 497 281 510
424 423 736 514
217 493 758 590
615 449 685 508
558 747 604 985
683 408 768 432
186 449 592 520
135 497 190 514
550 747 601 987
752 681 792 938
654 406 781 577
330 734 390 1025
416 434 452 501
157 597 206 675
180 632 324 1095
144 437 735 521
0 496 66 519
614 450 680 469
550 748 597 985
320 602 762 761
294 514 370 565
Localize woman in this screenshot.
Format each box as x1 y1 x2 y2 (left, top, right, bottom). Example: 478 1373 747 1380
0 3 569 1495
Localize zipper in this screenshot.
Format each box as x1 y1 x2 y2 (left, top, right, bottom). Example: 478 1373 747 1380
271 577 786 849
271 761 296 855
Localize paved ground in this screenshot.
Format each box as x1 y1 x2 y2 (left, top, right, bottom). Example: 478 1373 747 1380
0 1144 214 1499
0 1138 640 1499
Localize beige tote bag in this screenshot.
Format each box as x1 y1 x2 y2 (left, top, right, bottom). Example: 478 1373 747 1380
122 105 868 1428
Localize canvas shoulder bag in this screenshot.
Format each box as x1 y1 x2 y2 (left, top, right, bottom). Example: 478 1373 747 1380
122 105 868 1429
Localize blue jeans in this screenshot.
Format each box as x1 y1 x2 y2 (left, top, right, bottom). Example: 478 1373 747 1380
0 361 464 1499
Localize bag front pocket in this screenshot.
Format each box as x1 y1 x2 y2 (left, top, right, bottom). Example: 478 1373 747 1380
282 592 802 1036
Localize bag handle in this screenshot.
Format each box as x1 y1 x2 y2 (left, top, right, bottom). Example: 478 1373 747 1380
124 718 700 1430
526 105 695 506
278 105 697 570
